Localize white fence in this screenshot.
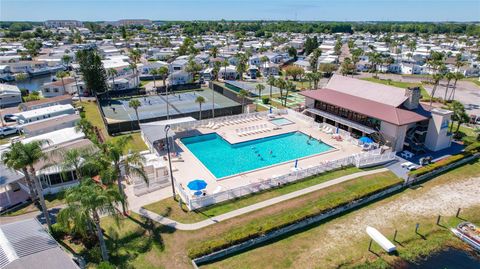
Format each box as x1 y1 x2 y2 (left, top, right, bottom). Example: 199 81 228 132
176 150 396 210
286 109 315 126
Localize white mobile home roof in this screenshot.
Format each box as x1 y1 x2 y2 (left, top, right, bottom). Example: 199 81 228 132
14 104 74 121
21 127 85 148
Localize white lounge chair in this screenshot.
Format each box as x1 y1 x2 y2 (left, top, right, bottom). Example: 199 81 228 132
212 186 222 194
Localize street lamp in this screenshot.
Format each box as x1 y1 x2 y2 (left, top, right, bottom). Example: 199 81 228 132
164 124 176 200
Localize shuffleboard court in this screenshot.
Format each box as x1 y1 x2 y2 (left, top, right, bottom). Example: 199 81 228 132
225 80 282 97
100 88 240 123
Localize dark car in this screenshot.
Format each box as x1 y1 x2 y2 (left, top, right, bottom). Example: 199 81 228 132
3 114 18 123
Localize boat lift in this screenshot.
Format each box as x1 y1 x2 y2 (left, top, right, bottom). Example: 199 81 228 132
366 226 397 253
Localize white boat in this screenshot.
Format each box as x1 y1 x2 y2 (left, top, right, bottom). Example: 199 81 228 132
451 222 480 251
366 226 397 253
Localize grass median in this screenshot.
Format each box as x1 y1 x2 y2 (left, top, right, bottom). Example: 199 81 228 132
143 166 372 224
187 171 402 259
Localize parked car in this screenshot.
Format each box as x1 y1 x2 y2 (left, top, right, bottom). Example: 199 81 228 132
0 126 18 137
3 114 18 123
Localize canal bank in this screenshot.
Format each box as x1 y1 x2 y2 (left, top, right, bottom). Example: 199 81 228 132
199 160 480 269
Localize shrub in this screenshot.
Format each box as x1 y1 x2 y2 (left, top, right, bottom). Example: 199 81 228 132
187 175 402 259
464 142 480 153
408 153 471 177
97 262 115 269
262 97 270 104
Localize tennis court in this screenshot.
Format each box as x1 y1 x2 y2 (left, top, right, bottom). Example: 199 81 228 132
100 89 240 123
224 80 282 97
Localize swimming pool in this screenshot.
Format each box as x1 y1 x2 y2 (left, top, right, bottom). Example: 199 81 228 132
270 117 294 126
181 132 333 178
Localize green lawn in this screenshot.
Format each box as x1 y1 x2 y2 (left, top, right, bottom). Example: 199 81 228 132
77 101 147 152
143 166 367 223
361 77 430 98
2 191 66 216
201 159 480 269
188 171 403 259
58 160 480 269
464 77 480 87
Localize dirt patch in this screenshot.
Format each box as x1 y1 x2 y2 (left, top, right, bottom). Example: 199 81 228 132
300 176 480 267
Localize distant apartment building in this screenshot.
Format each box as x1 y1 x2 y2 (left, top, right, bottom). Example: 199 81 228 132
44 20 83 28
106 19 153 26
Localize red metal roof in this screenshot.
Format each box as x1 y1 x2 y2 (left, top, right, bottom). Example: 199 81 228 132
300 89 428 125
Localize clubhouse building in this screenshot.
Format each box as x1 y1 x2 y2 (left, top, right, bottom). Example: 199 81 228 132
300 75 453 153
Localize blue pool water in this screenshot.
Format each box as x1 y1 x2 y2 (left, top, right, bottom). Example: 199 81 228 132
270 118 294 126
181 132 333 178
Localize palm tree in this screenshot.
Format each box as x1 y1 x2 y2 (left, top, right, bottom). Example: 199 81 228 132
158 66 168 87
275 78 286 102
221 59 229 80
129 49 141 85
305 72 321 90
309 49 322 72
2 143 38 202
58 180 123 262
255 84 265 110
235 53 247 81
210 46 219 58
61 54 72 67
128 99 142 128
195 96 206 120
150 68 158 90
2 141 52 229
369 52 382 77
284 81 296 106
56 70 70 94
429 73 444 108
54 146 96 180
448 72 464 101
267 75 276 97
260 56 269 75
107 68 118 96
237 89 249 113
158 66 170 118
443 72 455 100
103 136 147 215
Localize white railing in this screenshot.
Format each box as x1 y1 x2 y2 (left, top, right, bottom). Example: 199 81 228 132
176 149 397 210
354 151 397 168
286 109 315 126
132 173 170 196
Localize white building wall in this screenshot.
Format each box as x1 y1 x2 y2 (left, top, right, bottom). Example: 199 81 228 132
425 108 453 151
380 121 407 152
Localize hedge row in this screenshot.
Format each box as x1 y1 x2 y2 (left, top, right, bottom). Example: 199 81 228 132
409 142 480 177
187 173 402 259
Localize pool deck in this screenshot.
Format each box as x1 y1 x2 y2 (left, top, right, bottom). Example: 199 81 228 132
170 114 364 195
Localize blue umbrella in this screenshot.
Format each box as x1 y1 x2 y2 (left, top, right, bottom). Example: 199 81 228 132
359 136 374 144
187 179 208 191
294 159 298 168
269 107 273 113
336 127 339 134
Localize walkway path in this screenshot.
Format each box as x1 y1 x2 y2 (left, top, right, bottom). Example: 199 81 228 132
133 168 389 230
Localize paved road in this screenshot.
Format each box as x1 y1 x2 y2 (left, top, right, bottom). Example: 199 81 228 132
134 168 389 231
0 205 65 225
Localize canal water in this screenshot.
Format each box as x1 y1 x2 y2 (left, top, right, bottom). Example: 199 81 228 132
406 248 480 269
11 74 55 92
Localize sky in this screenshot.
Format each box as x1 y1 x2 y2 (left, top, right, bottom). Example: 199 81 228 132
1 0 479 22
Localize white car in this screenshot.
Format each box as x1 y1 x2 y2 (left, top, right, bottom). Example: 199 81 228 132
401 161 418 171
0 126 18 138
